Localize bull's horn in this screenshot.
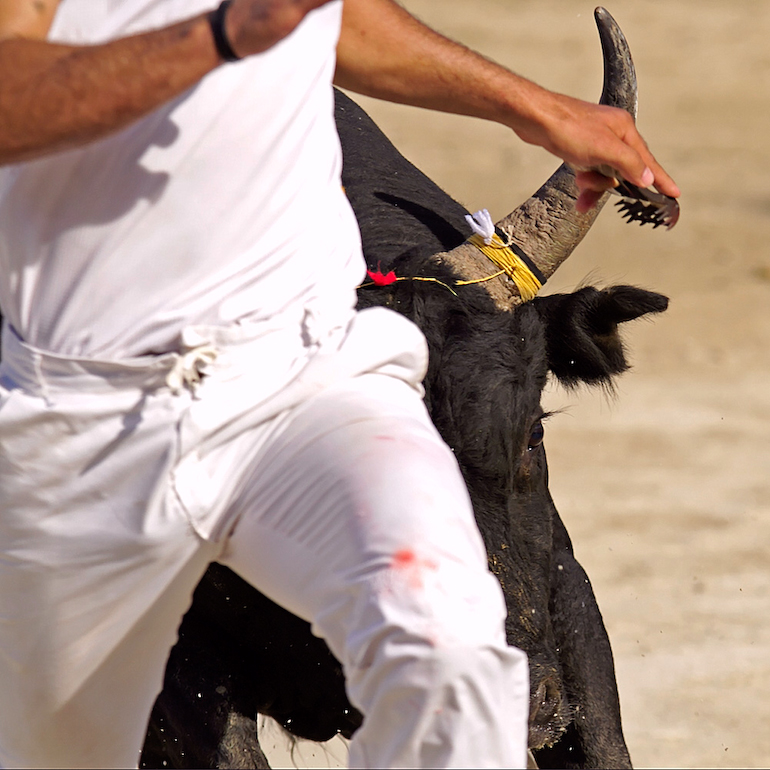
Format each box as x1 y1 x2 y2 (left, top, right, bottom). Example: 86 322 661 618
433 7 638 310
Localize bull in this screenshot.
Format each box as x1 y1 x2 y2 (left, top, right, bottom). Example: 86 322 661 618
137 8 667 769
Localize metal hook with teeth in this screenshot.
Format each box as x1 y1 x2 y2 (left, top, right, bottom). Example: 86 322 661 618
595 166 680 230
611 179 680 229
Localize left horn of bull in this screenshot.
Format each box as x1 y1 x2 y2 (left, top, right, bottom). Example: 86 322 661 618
433 7 638 310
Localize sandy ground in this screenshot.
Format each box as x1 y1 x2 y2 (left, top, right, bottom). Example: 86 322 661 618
265 1 770 767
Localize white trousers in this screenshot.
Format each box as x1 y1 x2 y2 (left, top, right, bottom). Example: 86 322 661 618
0 308 529 769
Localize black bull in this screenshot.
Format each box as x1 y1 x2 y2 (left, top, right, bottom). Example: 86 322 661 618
139 86 667 770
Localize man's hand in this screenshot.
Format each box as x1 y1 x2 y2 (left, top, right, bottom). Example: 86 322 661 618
224 0 336 59
509 85 680 213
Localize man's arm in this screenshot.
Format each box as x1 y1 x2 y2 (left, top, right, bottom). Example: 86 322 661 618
0 0 58 38
335 0 679 211
0 0 333 166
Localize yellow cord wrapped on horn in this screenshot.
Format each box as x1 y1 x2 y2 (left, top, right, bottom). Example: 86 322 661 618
460 233 542 302
460 210 545 302
357 209 546 301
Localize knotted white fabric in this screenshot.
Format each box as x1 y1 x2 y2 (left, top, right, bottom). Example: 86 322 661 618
165 344 218 397
464 208 496 245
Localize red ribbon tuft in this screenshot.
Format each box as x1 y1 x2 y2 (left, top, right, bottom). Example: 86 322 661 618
366 264 397 286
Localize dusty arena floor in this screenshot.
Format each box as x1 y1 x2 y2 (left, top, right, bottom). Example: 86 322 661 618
265 1 770 767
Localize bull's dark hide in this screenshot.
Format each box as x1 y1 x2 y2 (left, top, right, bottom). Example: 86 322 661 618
136 90 667 770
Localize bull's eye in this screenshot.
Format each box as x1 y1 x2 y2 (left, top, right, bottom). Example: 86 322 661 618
527 419 545 451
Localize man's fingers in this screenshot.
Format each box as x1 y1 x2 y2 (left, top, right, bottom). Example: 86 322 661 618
644 156 680 198
575 187 604 214
616 120 681 198
596 143 680 200
575 168 618 191
573 169 617 212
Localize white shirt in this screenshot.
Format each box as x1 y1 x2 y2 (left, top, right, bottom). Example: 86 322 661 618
0 0 364 358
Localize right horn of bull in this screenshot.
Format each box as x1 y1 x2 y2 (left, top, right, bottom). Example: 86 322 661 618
432 6 638 310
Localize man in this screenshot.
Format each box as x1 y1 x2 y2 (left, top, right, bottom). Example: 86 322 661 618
0 1 679 767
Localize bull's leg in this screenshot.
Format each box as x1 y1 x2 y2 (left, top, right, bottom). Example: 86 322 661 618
217 713 270 770
142 559 358 768
141 657 270 769
142 709 269 770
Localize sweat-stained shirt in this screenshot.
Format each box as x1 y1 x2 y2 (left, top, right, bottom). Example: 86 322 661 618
0 0 365 359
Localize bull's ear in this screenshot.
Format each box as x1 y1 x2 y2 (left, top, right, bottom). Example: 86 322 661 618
533 286 668 388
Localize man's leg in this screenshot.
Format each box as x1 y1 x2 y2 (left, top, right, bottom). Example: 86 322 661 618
0 383 218 769
220 372 529 768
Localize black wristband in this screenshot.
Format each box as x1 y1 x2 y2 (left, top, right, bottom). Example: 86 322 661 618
209 0 241 62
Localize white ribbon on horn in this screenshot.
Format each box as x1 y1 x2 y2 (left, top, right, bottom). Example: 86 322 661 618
464 209 496 245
